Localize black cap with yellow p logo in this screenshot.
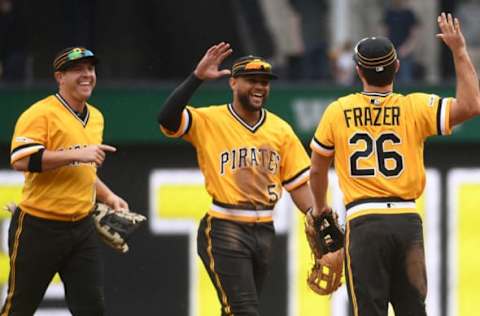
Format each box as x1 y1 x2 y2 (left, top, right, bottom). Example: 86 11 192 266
232 55 278 79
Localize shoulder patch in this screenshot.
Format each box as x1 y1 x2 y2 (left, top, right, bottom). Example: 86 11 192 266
15 136 34 143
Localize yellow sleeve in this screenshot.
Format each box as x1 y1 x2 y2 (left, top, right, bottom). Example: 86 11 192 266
310 101 337 157
409 93 452 139
159 106 209 147
281 125 310 191
10 107 48 164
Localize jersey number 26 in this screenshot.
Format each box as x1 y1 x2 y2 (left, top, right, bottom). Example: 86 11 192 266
349 132 404 177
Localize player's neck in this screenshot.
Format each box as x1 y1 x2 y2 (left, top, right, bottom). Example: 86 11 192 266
362 83 394 94
57 91 87 112
232 102 262 126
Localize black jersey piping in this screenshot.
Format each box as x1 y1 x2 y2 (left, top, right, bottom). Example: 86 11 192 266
361 91 393 97
10 143 44 155
227 103 266 133
313 137 334 150
282 166 310 186
55 93 90 127
183 108 193 136
436 98 444 135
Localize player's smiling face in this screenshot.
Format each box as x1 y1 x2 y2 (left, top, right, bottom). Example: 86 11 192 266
57 60 97 103
231 75 271 112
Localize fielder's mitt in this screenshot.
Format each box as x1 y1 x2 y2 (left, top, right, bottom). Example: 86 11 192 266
307 249 344 295
305 208 345 295
92 203 147 253
305 208 344 256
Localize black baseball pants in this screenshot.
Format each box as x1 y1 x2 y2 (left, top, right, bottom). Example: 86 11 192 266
197 214 275 316
1 208 104 316
345 213 427 316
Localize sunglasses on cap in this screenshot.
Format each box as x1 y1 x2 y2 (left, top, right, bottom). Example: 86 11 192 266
53 47 98 72
244 60 272 71
232 58 278 79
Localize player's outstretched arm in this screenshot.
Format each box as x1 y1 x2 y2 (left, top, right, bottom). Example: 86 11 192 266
157 42 233 132
11 144 116 172
157 42 232 132
437 13 480 126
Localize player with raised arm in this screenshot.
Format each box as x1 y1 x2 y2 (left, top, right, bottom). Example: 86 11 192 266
158 43 313 315
309 13 480 315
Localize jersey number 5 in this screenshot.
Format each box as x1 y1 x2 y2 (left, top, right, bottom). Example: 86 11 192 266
267 184 279 203
349 132 404 177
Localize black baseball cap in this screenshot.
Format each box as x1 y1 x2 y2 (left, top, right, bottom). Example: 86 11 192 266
354 37 397 72
53 47 98 72
231 55 278 79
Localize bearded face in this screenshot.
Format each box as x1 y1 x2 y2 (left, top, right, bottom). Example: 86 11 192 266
231 75 271 112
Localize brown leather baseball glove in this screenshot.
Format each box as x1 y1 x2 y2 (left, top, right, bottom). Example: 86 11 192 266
305 208 344 295
307 249 344 295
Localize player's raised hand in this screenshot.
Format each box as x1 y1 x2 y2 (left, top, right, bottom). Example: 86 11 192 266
194 42 233 80
436 12 466 54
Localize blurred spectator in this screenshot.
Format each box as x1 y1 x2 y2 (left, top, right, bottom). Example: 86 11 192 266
330 41 355 86
382 0 420 83
259 0 304 79
456 0 480 72
0 0 28 82
351 0 384 42
290 0 330 80
231 0 275 60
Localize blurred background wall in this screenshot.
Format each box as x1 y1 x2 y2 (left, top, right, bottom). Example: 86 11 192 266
1 0 478 84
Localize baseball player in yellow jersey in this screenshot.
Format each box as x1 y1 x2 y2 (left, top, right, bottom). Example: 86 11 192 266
1 47 128 316
158 43 312 315
309 13 480 316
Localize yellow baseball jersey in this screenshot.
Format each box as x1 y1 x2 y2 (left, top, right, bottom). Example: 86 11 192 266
311 92 452 217
161 103 310 222
10 94 104 221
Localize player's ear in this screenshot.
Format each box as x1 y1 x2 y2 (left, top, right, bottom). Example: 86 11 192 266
394 60 400 74
229 77 236 90
54 71 63 84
